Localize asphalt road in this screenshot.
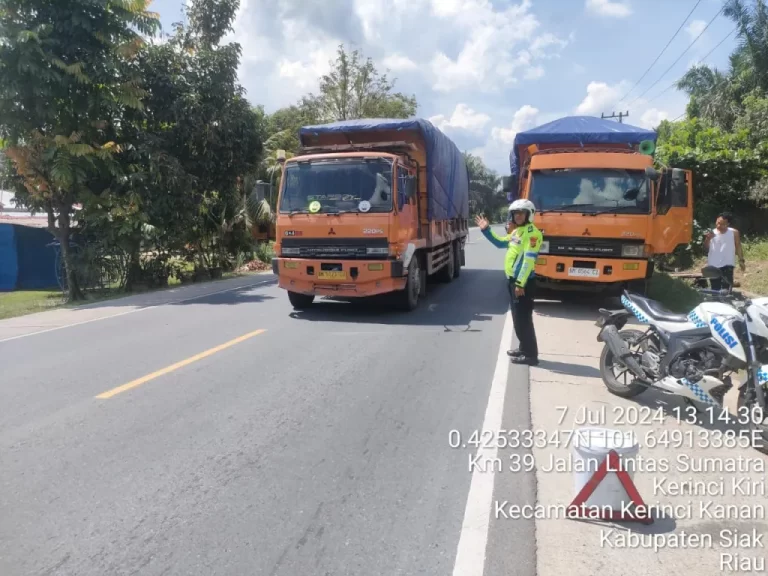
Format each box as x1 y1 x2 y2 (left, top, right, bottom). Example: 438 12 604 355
0 226 536 576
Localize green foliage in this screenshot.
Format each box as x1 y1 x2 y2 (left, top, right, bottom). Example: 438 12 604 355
299 44 417 123
464 152 506 221
0 0 160 300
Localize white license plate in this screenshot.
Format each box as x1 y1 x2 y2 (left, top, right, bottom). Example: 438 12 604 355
568 267 599 278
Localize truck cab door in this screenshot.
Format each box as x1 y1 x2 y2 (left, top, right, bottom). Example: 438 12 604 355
651 168 693 254
396 165 418 244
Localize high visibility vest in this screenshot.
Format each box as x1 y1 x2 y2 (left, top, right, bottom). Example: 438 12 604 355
482 223 543 287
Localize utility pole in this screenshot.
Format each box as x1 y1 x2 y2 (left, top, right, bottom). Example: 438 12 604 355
601 111 629 123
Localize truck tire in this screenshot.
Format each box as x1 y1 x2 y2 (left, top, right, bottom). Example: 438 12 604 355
288 291 314 309
453 240 461 278
438 242 455 283
394 258 421 311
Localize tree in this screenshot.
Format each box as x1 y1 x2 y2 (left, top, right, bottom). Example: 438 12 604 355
676 0 768 128
464 152 506 221
300 44 417 123
111 0 263 278
0 0 159 300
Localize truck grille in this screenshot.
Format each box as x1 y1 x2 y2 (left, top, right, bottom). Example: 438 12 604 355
546 237 644 259
280 238 389 260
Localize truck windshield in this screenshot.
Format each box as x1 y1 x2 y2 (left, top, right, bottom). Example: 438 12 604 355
279 158 394 213
529 168 650 214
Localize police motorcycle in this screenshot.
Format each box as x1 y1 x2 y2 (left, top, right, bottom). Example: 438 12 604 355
595 266 768 452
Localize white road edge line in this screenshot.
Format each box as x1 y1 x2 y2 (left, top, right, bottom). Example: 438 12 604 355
452 309 513 576
0 278 274 343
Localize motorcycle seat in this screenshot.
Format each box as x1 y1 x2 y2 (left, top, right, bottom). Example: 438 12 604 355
624 293 689 323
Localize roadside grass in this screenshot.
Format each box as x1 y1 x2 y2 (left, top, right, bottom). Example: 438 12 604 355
0 290 66 320
0 242 279 321
680 236 768 297
0 269 261 321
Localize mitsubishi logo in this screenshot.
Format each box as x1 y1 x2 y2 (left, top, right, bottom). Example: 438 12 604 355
582 228 591 236
328 227 336 235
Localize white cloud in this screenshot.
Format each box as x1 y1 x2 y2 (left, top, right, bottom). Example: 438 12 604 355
429 103 491 134
585 0 632 18
490 105 541 145
572 80 678 131
530 33 569 59
574 80 631 115
428 0 567 92
685 19 707 40
382 53 418 71
639 108 670 129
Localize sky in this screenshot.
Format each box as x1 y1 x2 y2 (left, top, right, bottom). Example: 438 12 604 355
148 0 740 176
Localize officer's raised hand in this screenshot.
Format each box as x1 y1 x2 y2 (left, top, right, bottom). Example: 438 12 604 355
474 214 489 230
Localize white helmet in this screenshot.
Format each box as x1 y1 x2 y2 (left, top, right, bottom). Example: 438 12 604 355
508 199 536 221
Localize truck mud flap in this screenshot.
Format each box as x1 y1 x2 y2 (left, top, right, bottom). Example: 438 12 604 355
600 325 646 379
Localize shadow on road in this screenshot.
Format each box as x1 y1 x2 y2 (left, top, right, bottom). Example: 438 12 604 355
71 275 278 311
535 294 623 321
288 268 510 329
170 285 276 307
536 359 601 379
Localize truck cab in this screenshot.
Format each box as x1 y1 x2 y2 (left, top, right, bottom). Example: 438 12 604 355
504 137 693 295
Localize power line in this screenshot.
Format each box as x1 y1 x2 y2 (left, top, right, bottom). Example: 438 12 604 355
627 4 725 108
615 0 703 107
601 111 629 123
643 25 738 107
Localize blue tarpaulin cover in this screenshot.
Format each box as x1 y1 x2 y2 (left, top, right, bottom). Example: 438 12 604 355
0 224 58 291
299 118 470 221
510 115 657 177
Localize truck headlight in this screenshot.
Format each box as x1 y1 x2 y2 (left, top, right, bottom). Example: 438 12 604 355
538 240 549 254
621 244 643 258
281 247 300 256
366 247 389 255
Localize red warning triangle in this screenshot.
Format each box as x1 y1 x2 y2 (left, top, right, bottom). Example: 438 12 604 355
566 449 653 524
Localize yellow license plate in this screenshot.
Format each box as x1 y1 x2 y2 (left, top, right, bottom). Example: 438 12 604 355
318 270 346 280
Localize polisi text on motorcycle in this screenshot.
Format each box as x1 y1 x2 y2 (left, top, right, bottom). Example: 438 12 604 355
710 316 738 349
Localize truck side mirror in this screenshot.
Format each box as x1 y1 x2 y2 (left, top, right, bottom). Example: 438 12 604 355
502 175 518 201
655 168 673 215
645 166 659 180
406 175 417 199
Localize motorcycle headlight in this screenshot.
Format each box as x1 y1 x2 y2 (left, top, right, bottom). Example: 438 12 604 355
621 244 643 258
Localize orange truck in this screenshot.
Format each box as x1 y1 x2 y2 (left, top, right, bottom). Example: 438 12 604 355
503 115 693 295
271 118 470 310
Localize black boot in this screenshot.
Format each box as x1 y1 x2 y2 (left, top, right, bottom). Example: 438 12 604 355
511 356 539 366
507 348 524 357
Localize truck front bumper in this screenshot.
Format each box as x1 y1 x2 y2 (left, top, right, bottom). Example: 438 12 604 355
272 257 406 297
534 256 649 292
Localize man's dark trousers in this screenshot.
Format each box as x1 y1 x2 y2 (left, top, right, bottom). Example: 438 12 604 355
709 265 734 291
508 277 538 359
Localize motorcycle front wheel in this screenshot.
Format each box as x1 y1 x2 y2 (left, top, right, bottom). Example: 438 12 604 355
599 328 650 398
737 385 768 455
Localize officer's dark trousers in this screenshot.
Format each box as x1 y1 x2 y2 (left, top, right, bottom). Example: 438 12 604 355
508 277 538 358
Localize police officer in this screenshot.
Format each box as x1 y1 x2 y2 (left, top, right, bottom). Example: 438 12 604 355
475 199 543 365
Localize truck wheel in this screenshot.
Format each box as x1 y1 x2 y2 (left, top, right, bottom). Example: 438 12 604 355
288 291 314 309
395 258 421 311
438 242 455 283
452 240 462 278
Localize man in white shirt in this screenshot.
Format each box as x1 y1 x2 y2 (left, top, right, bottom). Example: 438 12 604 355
703 211 746 290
